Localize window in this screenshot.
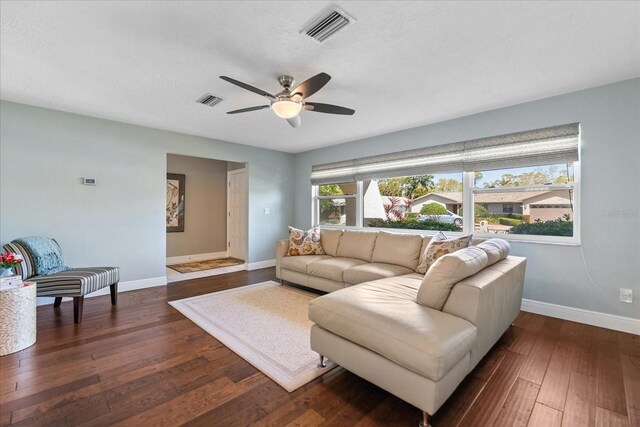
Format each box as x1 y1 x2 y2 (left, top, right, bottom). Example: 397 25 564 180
472 163 577 239
316 182 359 227
311 123 580 243
368 173 464 232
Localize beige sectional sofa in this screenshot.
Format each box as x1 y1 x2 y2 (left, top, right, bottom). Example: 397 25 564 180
275 229 526 426
276 229 427 292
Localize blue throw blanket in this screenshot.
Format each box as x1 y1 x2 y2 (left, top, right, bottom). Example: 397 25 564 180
14 236 69 276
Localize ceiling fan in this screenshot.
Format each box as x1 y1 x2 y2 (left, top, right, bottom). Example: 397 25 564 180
219 72 355 128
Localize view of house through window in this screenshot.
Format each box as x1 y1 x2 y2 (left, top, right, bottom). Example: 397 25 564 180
314 162 577 240
369 173 465 231
472 163 575 237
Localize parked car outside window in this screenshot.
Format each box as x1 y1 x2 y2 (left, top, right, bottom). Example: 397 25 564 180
418 210 463 226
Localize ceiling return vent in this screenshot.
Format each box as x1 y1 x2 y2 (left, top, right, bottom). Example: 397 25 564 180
196 93 223 107
302 7 355 43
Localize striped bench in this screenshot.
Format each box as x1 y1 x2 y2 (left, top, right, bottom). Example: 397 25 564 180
3 241 119 323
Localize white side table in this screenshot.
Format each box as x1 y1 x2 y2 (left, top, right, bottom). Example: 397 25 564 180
0 281 36 356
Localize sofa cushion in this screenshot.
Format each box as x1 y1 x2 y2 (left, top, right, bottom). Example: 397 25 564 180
307 257 367 282
417 246 488 310
309 280 477 381
308 275 345 293
320 229 343 257
336 231 378 262
287 226 324 256
371 232 423 270
344 263 414 285
416 233 472 274
280 255 333 274
32 267 120 297
370 272 424 290
476 238 510 266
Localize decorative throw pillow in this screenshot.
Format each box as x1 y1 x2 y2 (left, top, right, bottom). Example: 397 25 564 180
286 226 325 256
416 232 472 274
417 246 489 310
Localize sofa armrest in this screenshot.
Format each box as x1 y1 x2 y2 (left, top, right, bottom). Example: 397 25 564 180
441 255 526 370
275 239 289 279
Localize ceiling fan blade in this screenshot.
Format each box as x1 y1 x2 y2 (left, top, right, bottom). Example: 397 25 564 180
291 72 331 99
226 105 270 114
287 115 301 128
220 76 275 100
305 102 355 115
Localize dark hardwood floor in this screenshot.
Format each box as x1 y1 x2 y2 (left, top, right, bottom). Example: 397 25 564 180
0 268 637 426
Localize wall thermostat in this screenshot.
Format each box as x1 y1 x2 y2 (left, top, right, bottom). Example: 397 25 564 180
83 178 97 185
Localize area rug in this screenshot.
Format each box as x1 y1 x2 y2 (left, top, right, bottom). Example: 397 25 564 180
167 257 244 273
168 281 337 392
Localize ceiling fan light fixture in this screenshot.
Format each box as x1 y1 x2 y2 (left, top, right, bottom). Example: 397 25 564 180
220 73 354 127
271 99 302 119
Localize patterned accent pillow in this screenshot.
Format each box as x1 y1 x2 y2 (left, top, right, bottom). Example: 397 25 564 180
416 232 473 274
286 226 325 256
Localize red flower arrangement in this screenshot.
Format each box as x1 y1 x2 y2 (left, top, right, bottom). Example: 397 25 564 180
0 252 23 269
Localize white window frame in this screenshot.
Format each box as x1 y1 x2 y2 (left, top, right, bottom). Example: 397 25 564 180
311 161 580 245
470 162 580 245
312 182 362 228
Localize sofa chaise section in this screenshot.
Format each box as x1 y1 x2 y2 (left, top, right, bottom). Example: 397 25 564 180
308 279 477 382
310 253 526 424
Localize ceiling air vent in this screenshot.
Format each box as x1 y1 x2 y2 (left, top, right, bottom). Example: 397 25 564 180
302 7 355 43
196 93 223 107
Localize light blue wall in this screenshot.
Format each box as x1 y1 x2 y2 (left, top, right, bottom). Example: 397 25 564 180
3 79 638 319
0 101 294 282
293 79 640 319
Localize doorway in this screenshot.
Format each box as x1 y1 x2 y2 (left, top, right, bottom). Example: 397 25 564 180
165 154 248 282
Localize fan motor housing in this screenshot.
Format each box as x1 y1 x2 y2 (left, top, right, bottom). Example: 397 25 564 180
278 75 295 89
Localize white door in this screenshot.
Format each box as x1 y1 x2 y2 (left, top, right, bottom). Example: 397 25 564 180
227 169 247 261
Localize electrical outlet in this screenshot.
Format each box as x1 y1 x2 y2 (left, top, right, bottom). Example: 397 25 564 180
264 208 270 215
620 288 633 303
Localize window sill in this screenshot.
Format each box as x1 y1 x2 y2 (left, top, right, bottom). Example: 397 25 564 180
481 234 581 246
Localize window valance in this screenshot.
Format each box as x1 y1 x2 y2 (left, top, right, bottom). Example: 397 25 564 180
310 123 579 184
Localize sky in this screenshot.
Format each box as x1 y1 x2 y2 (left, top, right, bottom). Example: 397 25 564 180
433 163 573 187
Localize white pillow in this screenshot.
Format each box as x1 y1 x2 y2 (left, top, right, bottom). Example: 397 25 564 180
476 238 510 266
417 246 488 310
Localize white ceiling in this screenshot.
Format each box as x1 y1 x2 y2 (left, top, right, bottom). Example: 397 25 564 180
1 1 639 153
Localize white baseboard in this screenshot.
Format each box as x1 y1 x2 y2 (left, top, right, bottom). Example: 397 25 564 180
36 276 167 306
166 251 228 265
246 259 276 271
521 298 640 335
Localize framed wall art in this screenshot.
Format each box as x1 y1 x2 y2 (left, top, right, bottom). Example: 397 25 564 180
166 173 185 232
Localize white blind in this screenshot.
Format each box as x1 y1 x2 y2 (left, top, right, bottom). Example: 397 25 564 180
310 123 579 185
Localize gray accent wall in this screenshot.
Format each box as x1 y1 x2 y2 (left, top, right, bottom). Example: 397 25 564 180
166 154 228 258
0 101 294 282
293 78 640 319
